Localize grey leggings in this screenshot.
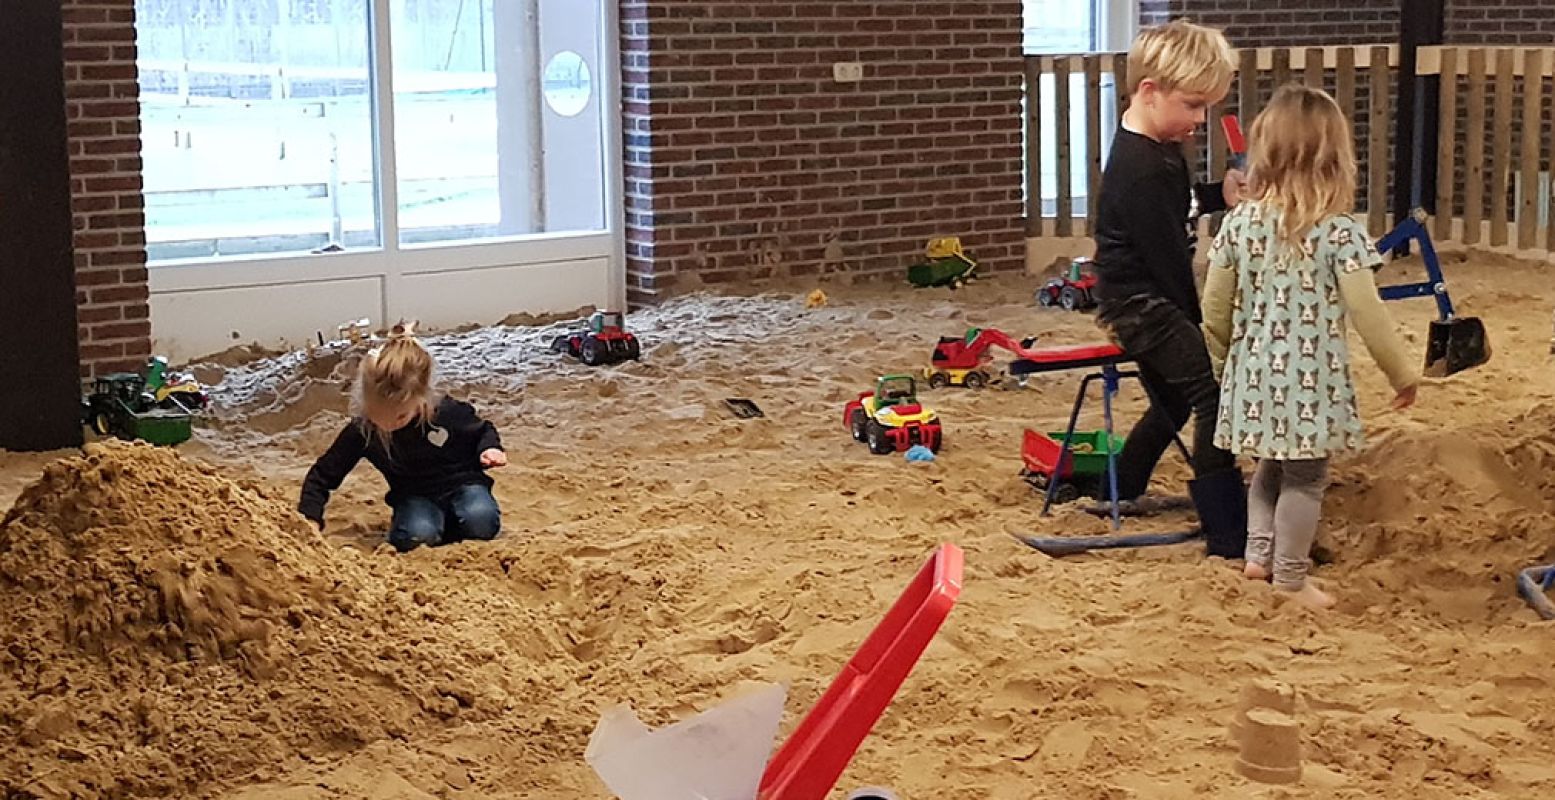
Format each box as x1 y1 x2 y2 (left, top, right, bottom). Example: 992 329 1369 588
1245 458 1329 589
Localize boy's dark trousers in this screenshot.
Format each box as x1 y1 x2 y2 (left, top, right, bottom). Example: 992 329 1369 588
1100 296 1247 557
1101 296 1235 496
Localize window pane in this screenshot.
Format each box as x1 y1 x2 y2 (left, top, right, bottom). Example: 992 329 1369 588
1023 0 1094 54
137 0 377 262
390 0 606 246
390 0 503 244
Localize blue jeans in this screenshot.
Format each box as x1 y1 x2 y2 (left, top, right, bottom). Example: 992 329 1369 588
388 484 501 553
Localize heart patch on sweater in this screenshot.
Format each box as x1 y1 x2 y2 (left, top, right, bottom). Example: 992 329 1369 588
427 426 449 447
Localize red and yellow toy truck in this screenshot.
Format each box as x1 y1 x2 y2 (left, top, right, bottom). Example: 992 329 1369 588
843 375 943 455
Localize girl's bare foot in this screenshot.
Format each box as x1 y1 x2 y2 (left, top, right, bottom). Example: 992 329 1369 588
1277 581 1335 610
1244 562 1271 581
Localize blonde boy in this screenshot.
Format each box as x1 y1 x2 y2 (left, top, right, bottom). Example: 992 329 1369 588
1090 20 1248 557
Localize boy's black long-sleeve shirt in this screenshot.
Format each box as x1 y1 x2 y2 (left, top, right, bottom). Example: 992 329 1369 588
298 395 501 524
1093 128 1226 324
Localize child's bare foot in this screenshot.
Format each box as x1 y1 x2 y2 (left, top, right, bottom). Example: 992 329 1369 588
1243 562 1271 581
1277 582 1335 610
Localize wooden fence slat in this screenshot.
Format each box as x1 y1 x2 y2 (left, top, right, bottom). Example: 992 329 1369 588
1055 56 1073 237
1549 52 1555 253
1024 57 1042 237
1305 47 1324 88
1519 50 1544 249
1113 53 1128 120
1368 46 1390 237
1464 48 1487 245
1238 48 1258 128
1273 48 1292 91
1491 48 1514 247
1086 55 1103 233
1434 48 1457 242
1336 47 1357 124
1210 99 1228 178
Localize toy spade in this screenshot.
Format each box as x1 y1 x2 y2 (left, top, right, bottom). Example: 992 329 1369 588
1220 114 1247 172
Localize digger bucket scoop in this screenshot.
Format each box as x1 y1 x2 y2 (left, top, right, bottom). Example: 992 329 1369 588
1376 211 1490 377
1425 316 1491 377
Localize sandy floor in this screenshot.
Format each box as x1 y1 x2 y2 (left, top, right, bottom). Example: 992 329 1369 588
2 250 1554 799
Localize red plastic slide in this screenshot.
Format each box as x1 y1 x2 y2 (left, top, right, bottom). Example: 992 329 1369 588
758 544 965 800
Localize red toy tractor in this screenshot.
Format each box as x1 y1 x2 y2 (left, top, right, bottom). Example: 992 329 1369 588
550 311 641 366
1036 257 1099 311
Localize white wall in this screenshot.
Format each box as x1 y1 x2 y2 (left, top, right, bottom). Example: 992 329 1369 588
149 234 614 361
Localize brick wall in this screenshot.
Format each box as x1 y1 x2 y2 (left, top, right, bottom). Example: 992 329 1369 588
1136 0 1399 45
1447 1 1555 44
1143 0 1555 46
620 1 1026 303
63 0 150 378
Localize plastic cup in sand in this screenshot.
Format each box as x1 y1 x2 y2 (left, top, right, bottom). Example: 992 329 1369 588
585 682 787 800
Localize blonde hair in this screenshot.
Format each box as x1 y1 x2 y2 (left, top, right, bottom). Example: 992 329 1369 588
1127 19 1236 99
356 321 435 443
1248 84 1357 243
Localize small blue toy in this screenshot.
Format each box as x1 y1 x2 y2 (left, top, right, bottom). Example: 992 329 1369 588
905 445 936 463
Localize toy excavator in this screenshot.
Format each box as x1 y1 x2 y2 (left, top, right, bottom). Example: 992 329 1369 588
924 327 1044 389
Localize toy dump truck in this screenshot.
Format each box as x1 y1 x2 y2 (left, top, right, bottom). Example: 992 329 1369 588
907 237 978 289
82 372 193 446
1020 429 1123 503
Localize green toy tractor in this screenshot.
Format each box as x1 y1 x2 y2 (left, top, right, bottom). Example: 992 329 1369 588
81 369 195 446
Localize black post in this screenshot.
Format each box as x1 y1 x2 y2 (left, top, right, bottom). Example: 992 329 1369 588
1395 0 1446 246
0 1 84 451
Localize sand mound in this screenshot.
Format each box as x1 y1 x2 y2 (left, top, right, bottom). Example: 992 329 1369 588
0 443 564 798
1314 406 1555 621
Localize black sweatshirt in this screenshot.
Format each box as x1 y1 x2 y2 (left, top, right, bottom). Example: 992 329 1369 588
298 396 502 524
1092 127 1226 324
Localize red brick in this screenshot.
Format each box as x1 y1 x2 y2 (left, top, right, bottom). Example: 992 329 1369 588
78 305 123 325
78 342 127 361
88 320 151 342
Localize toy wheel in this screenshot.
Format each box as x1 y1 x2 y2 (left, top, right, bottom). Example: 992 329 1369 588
1060 286 1079 311
1053 483 1080 504
927 372 949 389
865 421 893 455
549 335 570 354
965 371 987 390
580 337 602 366
1037 288 1054 307
92 412 113 436
928 427 943 453
849 409 869 442
847 790 900 800
625 337 641 361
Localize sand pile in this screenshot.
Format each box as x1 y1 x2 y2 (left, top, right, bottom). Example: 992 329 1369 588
0 442 574 799
3 265 1554 798
1321 404 1555 621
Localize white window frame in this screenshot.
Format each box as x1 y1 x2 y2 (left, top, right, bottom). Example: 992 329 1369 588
145 0 627 338
1025 0 1137 221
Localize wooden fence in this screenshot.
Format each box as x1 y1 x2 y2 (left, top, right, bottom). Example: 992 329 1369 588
1025 44 1555 259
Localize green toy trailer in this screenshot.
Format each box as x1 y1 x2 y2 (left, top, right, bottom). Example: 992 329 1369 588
907 237 978 289
82 373 193 446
